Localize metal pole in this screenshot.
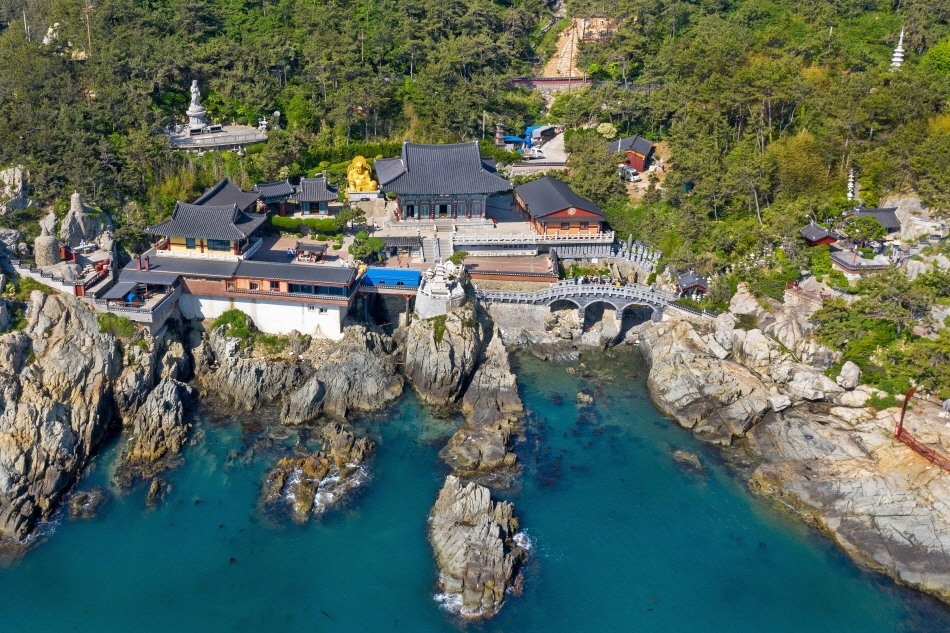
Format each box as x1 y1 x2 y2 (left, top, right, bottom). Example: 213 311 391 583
896 386 917 438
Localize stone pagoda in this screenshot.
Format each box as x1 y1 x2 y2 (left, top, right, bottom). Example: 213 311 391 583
891 29 905 70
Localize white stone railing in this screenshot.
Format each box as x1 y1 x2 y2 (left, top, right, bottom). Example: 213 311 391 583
475 281 676 306
449 231 615 246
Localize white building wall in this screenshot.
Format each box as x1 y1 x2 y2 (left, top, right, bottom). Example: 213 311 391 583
179 294 346 340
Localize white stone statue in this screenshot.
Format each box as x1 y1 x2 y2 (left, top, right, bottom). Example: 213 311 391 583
190 80 202 109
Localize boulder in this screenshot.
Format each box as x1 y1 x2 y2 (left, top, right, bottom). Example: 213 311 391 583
67 486 110 519
0 229 23 254
403 304 484 407
59 192 101 248
0 166 34 215
729 283 762 317
836 361 862 390
428 475 526 619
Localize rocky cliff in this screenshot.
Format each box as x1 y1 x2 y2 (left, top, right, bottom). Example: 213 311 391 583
260 423 375 523
440 331 524 484
639 285 950 604
0 292 122 549
428 475 526 619
403 304 484 407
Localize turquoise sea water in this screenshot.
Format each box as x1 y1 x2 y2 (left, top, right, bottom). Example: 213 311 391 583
2 350 949 632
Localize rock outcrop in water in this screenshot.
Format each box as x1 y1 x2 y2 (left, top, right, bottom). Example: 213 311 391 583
428 475 526 619
440 331 523 483
0 292 122 548
114 378 195 486
639 290 950 605
281 326 403 424
403 304 484 407
260 423 375 523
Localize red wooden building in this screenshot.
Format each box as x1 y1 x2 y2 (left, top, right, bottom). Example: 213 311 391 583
608 136 655 172
514 177 605 236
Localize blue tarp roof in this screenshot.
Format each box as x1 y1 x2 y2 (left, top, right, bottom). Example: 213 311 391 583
361 268 422 287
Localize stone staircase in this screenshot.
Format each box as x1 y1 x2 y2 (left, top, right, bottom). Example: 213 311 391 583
422 237 441 263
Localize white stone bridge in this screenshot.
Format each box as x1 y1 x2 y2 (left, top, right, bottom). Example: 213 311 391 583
474 281 676 322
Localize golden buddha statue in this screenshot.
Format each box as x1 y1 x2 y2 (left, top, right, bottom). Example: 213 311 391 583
346 156 378 192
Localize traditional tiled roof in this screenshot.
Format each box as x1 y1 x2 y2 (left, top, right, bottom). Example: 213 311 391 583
295 241 327 254
146 202 267 241
234 261 356 286
854 207 901 231
295 177 337 203
383 236 423 248
194 178 260 212
800 222 833 243
677 271 708 290
515 177 603 219
830 249 889 271
254 180 295 200
375 142 511 195
609 135 654 156
122 252 240 278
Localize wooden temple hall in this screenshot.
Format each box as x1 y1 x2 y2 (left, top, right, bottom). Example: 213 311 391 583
374 141 511 221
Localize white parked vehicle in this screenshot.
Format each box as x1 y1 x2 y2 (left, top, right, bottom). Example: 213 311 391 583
618 164 641 182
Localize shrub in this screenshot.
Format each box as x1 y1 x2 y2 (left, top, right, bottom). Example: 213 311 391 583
735 314 758 331
255 333 288 355
448 250 469 265
428 314 448 345
98 313 139 339
211 309 254 340
866 392 898 411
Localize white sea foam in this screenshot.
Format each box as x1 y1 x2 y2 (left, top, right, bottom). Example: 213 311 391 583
512 530 534 553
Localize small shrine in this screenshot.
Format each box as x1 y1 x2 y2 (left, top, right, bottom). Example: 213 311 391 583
165 80 269 152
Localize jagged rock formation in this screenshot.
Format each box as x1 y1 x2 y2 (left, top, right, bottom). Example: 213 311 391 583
260 423 375 522
191 323 304 411
281 326 403 424
114 378 194 486
640 299 950 605
0 292 122 548
0 166 34 216
639 318 771 445
0 229 23 254
59 192 102 248
428 475 526 619
440 332 523 482
34 213 60 267
403 304 484 407
749 403 950 603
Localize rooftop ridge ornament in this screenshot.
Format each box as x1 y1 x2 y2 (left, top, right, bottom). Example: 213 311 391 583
891 28 905 70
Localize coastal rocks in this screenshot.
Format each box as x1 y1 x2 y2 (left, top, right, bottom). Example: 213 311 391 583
0 228 24 254
639 318 770 445
729 284 763 317
114 378 194 485
836 361 862 390
281 327 403 424
731 328 785 375
195 323 304 411
403 304 484 407
0 292 122 546
672 450 704 472
146 478 168 507
0 166 34 215
428 475 526 619
260 423 375 522
68 486 110 519
440 333 524 481
747 404 950 602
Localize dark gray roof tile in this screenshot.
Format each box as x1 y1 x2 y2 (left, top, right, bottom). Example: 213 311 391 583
800 222 833 242
377 142 511 195
609 135 654 156
295 177 338 203
122 253 240 278
254 180 295 200
515 177 603 219
194 178 261 212
146 202 267 241
234 261 356 285
854 207 901 230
